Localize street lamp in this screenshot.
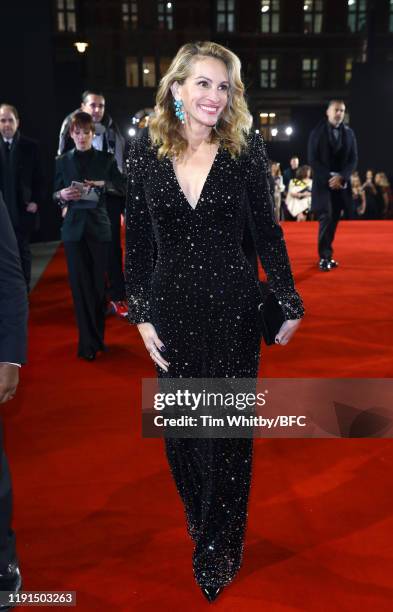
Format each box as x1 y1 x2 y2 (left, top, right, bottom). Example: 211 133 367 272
74 42 89 53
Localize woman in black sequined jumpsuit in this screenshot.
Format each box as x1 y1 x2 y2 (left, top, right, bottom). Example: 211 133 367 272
126 42 304 602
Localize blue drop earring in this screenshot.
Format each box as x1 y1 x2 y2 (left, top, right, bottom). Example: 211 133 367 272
174 98 185 124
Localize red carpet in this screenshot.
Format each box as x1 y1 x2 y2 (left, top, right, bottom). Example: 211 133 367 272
5 220 393 611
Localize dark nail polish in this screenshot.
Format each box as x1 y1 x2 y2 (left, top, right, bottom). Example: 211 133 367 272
161 345 166 351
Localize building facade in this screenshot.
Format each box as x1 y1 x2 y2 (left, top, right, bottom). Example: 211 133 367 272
3 0 392 238
53 0 393 163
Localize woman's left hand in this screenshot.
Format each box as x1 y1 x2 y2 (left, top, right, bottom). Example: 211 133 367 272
275 319 302 345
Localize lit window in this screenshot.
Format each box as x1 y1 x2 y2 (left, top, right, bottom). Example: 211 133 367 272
259 109 291 142
122 1 138 29
126 57 139 87
260 58 278 88
216 0 235 33
142 57 156 87
302 58 319 88
56 0 77 33
347 0 367 33
260 0 280 34
304 0 323 34
345 57 353 83
158 1 174 30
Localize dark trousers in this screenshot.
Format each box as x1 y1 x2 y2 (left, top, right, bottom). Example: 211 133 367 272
317 189 348 260
106 196 125 301
64 238 109 356
0 424 16 570
14 228 32 292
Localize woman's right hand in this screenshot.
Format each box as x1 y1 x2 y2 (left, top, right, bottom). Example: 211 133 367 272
60 186 81 201
137 322 169 372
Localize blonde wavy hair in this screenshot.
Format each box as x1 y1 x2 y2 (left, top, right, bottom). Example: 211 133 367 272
149 41 252 159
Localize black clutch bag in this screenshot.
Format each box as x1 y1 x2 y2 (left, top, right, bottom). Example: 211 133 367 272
257 281 285 345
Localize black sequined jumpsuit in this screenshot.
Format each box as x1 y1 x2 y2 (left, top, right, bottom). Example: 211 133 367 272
125 131 304 592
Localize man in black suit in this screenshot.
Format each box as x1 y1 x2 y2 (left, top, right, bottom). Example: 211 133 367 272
0 193 28 605
0 104 44 291
308 100 358 271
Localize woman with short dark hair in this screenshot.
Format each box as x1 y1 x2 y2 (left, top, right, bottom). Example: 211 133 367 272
54 111 125 360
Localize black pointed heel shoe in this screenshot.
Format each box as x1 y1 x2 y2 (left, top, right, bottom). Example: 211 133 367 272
201 585 224 603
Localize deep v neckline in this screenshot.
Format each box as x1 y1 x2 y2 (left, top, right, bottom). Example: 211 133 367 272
170 147 220 211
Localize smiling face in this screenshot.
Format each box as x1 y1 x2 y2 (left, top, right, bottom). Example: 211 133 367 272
70 125 94 151
173 57 230 128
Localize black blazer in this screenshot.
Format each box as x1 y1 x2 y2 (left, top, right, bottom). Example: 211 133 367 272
0 192 28 364
0 132 44 229
54 148 126 242
308 120 358 214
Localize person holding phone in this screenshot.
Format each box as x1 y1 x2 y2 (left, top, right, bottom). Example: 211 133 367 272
54 112 126 360
58 90 128 318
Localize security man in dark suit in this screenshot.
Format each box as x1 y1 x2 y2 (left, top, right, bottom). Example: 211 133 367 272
308 99 358 271
0 192 28 604
0 104 44 291
54 112 126 361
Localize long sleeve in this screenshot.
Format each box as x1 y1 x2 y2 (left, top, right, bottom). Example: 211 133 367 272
58 116 70 156
106 158 126 196
0 194 28 364
53 157 65 203
31 141 45 206
308 128 331 184
125 136 154 324
245 133 304 320
341 130 358 182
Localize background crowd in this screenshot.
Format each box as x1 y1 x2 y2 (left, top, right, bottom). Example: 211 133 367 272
269 155 393 223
